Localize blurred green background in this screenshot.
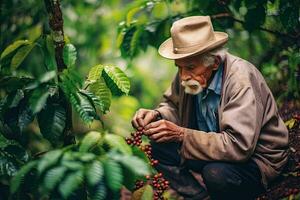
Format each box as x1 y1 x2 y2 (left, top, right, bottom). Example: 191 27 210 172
1 0 299 153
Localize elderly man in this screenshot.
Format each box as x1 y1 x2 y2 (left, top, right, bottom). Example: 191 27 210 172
131 16 289 200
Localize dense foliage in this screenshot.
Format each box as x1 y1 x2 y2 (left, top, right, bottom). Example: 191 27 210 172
0 0 299 199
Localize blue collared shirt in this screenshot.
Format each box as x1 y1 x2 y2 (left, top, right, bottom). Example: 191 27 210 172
195 63 223 132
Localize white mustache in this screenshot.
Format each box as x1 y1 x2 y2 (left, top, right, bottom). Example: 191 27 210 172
181 80 203 95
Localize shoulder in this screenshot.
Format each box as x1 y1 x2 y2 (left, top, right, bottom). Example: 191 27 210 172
224 53 265 92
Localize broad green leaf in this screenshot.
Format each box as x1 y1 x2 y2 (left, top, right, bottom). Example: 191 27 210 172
18 104 34 132
102 65 130 96
0 134 19 149
92 183 106 200
86 65 104 83
29 87 50 114
86 161 103 186
0 40 30 60
63 43 77 67
44 35 57 71
88 77 111 114
10 161 37 194
79 89 102 113
69 92 96 124
132 185 153 200
132 146 149 163
104 134 132 155
6 89 24 108
0 154 18 177
79 131 102 152
59 170 84 199
4 144 29 163
111 154 149 176
79 153 96 162
38 103 66 145
103 159 123 192
89 181 106 200
38 71 56 83
25 71 56 90
11 43 35 69
43 166 67 191
61 160 83 170
37 150 63 174
0 76 33 92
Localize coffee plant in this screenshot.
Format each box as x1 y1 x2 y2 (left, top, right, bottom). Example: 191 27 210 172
0 0 157 199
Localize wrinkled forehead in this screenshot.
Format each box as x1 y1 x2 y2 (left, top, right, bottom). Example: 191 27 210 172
175 55 200 67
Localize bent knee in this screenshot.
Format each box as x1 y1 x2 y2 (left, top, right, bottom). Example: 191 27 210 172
202 163 242 190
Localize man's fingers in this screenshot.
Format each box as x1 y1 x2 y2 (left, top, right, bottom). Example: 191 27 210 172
131 113 140 129
149 131 167 141
143 112 156 127
144 120 165 131
144 126 164 136
136 110 147 128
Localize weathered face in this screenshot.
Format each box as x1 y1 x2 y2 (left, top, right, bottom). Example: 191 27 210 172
175 55 219 95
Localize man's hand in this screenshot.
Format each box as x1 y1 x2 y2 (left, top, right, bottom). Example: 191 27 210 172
143 119 185 143
131 109 161 131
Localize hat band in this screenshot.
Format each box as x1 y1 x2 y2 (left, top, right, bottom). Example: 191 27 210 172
173 38 216 54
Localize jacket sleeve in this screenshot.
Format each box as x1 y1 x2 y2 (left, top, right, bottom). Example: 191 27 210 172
155 73 180 124
180 84 263 162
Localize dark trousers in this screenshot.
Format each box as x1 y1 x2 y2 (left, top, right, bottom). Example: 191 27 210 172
151 142 266 200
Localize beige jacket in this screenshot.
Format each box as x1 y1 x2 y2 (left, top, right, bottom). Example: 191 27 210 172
156 53 289 188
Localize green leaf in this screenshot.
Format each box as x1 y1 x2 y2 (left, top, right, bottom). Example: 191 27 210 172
0 154 18 177
132 184 153 200
102 65 130 96
6 89 24 108
71 92 96 124
43 166 67 191
0 40 30 60
4 144 29 163
0 134 19 149
37 150 63 174
89 181 107 200
79 131 102 152
39 71 56 83
104 134 132 155
79 89 102 113
63 43 77 67
18 104 34 132
103 159 123 192
38 103 66 145
59 170 84 199
10 43 35 70
0 76 33 92
10 161 37 194
86 161 103 186
29 87 50 114
116 155 149 176
86 64 104 83
88 77 111 114
44 35 57 71
131 146 149 163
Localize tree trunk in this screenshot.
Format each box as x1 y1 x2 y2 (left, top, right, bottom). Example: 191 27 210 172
44 0 75 146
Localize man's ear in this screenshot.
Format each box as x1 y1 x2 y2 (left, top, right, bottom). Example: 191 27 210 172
212 56 221 70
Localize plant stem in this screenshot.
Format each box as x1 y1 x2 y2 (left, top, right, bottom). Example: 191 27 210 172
44 0 75 146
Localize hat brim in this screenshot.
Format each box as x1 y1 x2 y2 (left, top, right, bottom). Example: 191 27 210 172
158 32 228 60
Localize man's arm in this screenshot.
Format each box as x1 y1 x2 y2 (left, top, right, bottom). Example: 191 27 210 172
145 84 263 162
181 85 263 162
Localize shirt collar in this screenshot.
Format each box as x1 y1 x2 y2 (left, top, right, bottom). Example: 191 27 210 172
200 62 224 98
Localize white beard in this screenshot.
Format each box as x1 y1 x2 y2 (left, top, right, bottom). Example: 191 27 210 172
181 79 204 95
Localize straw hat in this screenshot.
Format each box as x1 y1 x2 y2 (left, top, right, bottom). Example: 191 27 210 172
158 16 228 59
